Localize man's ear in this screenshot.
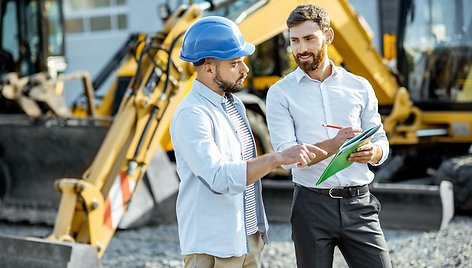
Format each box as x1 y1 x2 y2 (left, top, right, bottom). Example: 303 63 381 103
202 62 215 76
325 28 334 44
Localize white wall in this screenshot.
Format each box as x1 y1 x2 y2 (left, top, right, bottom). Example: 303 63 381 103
63 0 165 104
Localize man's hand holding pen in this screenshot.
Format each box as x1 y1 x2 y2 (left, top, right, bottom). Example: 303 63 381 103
322 124 381 164
324 124 362 148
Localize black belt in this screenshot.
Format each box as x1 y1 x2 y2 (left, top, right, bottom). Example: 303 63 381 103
297 184 369 199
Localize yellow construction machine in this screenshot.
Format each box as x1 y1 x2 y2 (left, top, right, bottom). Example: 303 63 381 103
0 0 170 226
0 0 98 214
0 0 201 266
371 0 472 220
0 0 99 224
0 0 471 266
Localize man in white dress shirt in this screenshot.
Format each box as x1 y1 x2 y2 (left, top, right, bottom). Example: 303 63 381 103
266 4 392 268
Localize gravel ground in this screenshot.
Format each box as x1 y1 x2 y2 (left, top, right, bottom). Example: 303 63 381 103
0 216 471 267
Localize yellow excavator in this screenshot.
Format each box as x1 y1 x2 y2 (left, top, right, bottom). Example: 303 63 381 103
0 0 105 222
0 0 471 266
0 0 172 227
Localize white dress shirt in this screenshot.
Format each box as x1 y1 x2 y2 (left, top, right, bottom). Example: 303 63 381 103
266 62 389 188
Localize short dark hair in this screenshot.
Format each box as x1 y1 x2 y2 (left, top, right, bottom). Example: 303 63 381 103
193 58 206 67
286 4 330 32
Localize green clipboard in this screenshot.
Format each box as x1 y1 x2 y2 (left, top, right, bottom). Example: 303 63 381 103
316 124 381 185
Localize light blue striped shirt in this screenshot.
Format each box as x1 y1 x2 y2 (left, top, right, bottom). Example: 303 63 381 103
266 63 389 188
170 79 268 258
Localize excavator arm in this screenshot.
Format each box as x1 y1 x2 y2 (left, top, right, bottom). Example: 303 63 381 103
236 0 415 141
46 3 206 257
239 0 472 145
239 0 399 103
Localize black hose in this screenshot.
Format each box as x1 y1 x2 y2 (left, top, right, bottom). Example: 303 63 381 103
133 31 185 160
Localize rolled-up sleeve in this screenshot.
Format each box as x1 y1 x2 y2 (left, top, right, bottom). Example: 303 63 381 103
361 81 389 165
171 107 246 194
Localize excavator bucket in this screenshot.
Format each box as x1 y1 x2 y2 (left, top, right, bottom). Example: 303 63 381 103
0 147 178 268
0 116 179 227
0 116 109 224
0 235 100 268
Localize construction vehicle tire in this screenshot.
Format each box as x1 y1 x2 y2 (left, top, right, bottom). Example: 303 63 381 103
435 155 472 214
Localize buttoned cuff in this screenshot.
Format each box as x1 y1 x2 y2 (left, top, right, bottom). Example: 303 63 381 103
369 142 389 166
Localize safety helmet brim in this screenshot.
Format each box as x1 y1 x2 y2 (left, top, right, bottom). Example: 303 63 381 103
180 42 255 63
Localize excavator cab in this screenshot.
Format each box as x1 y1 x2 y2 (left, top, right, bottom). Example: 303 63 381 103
377 0 472 177
397 0 472 105
0 0 66 77
378 0 472 214
0 0 66 115
0 0 107 223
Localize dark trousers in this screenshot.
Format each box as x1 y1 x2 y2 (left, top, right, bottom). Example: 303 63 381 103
291 185 392 268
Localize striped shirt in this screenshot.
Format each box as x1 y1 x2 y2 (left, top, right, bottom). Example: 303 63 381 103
224 94 258 235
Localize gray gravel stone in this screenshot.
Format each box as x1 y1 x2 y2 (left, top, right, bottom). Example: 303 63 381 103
0 216 471 267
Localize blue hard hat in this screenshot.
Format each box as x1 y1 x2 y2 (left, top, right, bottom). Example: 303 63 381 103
180 16 255 63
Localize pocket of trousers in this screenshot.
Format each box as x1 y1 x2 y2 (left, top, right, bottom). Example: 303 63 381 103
370 193 382 213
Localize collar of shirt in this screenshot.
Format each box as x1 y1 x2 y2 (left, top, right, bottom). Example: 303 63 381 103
224 93 234 103
192 79 226 107
294 60 341 84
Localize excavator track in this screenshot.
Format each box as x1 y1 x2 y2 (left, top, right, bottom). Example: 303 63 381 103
434 155 472 214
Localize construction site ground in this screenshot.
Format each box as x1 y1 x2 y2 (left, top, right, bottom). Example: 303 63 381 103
0 216 470 267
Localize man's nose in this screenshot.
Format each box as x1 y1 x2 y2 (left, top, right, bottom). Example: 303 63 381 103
241 61 249 73
298 44 308 53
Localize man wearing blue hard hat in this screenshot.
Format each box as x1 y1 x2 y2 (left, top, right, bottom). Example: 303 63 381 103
170 16 327 267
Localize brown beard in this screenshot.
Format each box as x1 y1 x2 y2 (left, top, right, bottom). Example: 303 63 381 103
214 69 245 94
294 41 326 73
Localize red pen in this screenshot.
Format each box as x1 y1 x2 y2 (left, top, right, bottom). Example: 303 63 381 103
321 123 343 129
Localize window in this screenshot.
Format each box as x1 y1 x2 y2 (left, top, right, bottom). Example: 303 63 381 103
1 1 20 61
64 0 128 34
89 0 110 8
46 0 65 56
90 16 111 31
117 14 127 29
65 18 84 33
64 0 85 11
